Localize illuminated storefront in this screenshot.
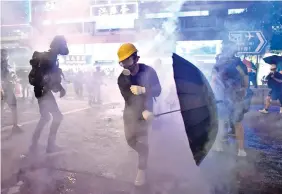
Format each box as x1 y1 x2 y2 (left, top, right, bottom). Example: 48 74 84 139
176 40 222 77
59 54 92 71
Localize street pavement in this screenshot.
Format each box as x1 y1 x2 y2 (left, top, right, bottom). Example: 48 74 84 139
1 96 282 193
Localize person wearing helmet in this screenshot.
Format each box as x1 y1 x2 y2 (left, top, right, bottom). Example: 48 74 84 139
117 43 161 186
29 35 68 153
1 49 23 134
211 41 249 156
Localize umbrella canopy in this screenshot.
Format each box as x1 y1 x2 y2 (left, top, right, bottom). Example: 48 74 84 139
172 53 218 165
263 55 282 65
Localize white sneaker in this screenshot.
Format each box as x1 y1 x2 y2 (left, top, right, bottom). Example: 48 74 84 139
238 149 247 157
134 169 146 186
259 109 268 114
280 108 282 114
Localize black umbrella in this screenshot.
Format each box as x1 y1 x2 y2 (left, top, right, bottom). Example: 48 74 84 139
263 55 282 65
155 53 218 166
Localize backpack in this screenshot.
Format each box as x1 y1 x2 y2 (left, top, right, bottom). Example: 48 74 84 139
29 51 62 97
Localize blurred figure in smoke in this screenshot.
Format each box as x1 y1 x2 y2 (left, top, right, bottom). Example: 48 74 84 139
242 58 258 88
73 70 84 99
211 41 249 156
92 66 103 104
259 64 282 114
85 71 94 106
28 35 68 153
17 69 30 100
117 43 161 186
1 49 23 133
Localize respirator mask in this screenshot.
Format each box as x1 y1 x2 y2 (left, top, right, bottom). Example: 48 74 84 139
119 53 139 75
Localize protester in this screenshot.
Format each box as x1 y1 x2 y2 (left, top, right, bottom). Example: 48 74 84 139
117 43 161 186
211 41 249 157
259 64 282 114
1 49 22 134
29 35 68 153
243 59 258 88
92 66 104 104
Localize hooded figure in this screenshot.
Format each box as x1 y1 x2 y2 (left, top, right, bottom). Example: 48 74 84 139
29 35 68 153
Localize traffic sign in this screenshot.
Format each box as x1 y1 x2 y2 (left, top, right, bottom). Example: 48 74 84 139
228 31 267 54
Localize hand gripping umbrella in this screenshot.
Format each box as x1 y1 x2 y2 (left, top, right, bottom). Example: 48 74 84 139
155 53 219 166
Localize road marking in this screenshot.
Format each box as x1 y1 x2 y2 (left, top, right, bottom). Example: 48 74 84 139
1 107 90 132
1 102 121 132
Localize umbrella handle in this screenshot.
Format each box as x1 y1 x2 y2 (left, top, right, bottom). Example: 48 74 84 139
154 109 180 117
154 100 223 117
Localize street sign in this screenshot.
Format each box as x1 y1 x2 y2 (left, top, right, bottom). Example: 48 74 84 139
228 31 267 54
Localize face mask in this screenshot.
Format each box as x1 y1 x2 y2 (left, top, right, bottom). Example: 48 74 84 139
119 56 137 72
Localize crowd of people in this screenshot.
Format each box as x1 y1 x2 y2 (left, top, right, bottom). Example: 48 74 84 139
1 36 282 187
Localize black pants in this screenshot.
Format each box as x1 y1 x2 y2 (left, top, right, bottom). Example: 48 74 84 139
31 91 63 149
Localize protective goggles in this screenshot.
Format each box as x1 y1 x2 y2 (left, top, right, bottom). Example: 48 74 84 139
119 55 135 67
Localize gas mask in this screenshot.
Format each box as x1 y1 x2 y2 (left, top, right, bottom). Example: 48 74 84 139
119 54 139 75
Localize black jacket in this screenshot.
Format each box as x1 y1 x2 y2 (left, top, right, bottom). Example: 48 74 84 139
118 63 161 120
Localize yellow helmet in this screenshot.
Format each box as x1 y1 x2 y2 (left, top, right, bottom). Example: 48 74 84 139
117 43 138 62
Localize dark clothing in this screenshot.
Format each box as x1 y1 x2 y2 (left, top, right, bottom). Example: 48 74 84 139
266 72 282 93
213 56 248 124
29 51 63 98
118 63 161 118
268 90 282 105
118 63 161 170
266 72 282 104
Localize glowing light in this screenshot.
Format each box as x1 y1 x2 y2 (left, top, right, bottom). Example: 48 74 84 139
42 20 52 25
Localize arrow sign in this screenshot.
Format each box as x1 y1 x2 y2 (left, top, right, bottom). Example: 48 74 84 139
228 31 267 54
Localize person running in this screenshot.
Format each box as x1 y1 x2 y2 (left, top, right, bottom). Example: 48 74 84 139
29 35 68 153
1 49 22 133
259 64 282 114
117 43 161 186
212 42 249 157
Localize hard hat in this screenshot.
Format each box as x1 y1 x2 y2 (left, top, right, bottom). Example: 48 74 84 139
117 43 138 62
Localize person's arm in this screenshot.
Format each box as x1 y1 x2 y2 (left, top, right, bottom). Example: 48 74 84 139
271 75 282 83
146 67 161 97
236 63 249 89
117 75 132 102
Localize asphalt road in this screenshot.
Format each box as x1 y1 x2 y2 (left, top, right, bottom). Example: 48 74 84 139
1 98 282 194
